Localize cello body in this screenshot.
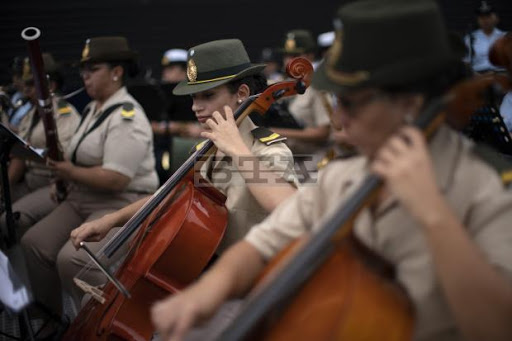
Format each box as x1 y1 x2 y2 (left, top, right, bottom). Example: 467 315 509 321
250 235 414 341
64 171 228 341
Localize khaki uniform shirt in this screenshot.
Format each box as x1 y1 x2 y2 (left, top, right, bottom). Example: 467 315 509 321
246 126 512 341
198 119 297 253
286 87 331 155
17 96 80 190
65 87 158 194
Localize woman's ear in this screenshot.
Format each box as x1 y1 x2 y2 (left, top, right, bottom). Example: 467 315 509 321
111 65 124 81
237 83 251 102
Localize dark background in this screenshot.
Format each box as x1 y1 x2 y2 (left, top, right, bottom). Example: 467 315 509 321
1 0 511 89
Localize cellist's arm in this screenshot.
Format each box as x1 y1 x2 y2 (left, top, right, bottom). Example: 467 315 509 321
202 107 297 212
151 241 266 341
70 195 151 249
372 127 512 341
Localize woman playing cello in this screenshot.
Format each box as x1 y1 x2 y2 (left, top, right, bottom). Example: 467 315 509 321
66 39 298 312
151 1 512 341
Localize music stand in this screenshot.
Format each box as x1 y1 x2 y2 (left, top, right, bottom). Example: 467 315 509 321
0 247 34 341
0 123 44 248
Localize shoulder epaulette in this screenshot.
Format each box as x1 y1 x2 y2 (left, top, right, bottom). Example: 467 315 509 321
120 102 135 120
473 144 512 186
57 99 72 116
251 127 286 146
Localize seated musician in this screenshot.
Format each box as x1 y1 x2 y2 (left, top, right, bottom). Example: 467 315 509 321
20 37 159 330
270 29 332 166
0 53 80 237
66 39 297 308
150 1 512 341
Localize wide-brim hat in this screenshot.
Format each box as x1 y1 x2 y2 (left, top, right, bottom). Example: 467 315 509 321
312 0 459 93
279 29 316 55
23 53 60 82
173 39 265 96
80 36 138 65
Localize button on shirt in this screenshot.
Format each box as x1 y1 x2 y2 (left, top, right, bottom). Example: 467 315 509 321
464 28 506 72
245 126 512 341
66 87 158 194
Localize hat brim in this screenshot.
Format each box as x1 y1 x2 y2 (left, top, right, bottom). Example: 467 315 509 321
312 54 460 93
311 61 354 93
173 64 265 96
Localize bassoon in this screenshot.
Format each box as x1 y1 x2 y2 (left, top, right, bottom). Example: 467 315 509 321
21 27 67 201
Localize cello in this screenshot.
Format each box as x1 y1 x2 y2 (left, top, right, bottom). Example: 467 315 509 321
214 38 512 341
63 57 313 341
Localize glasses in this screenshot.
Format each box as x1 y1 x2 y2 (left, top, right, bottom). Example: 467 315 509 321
334 91 388 117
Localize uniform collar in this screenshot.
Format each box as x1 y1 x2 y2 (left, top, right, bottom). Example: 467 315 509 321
91 86 128 115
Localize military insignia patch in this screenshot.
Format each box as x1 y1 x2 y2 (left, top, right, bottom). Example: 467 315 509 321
187 59 197 83
121 102 135 120
57 99 72 115
82 39 90 60
251 127 287 146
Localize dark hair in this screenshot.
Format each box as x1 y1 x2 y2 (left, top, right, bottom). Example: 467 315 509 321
106 60 139 83
226 73 268 95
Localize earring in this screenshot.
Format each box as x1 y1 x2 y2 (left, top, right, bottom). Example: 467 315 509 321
113 76 119 81
237 99 243 104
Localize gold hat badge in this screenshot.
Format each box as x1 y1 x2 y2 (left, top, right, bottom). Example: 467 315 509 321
187 59 197 83
22 57 31 80
82 39 90 59
285 33 296 52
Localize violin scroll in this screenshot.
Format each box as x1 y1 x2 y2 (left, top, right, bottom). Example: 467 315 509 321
285 57 314 85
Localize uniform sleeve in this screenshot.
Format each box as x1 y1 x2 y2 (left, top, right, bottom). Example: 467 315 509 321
310 88 332 127
55 103 80 150
254 142 298 186
466 172 512 282
245 184 318 260
245 157 365 261
101 107 153 179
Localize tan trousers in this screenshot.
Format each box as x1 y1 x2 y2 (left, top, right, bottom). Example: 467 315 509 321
20 189 146 315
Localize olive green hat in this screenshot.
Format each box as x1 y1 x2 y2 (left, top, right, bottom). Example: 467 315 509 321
280 29 316 55
80 36 138 64
312 0 458 92
173 39 265 96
